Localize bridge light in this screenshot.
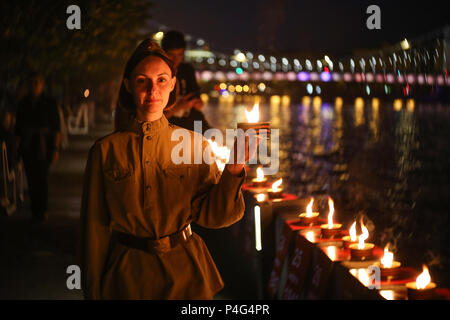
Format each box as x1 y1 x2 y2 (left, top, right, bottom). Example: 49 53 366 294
305 59 312 71
306 83 313 95
153 31 164 41
320 71 331 82
235 85 243 93
315 85 321 95
400 38 410 50
219 83 227 90
282 58 288 65
228 85 235 92
235 52 246 62
243 85 249 92
258 54 265 62
316 60 322 70
230 60 238 67
270 56 277 64
257 83 266 92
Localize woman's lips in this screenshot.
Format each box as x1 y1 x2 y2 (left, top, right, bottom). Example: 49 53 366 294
144 98 161 103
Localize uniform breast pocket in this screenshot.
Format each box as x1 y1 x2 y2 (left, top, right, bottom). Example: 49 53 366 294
104 165 134 183
103 165 135 201
162 165 194 201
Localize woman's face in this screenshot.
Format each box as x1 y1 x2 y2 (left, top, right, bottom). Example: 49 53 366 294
125 56 176 121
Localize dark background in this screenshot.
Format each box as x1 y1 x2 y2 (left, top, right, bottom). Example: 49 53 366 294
151 0 450 55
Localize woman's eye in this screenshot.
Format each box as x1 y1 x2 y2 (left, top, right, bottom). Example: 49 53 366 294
136 78 145 84
158 77 167 83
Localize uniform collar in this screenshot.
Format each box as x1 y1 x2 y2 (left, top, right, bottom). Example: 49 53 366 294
116 105 169 134
130 114 169 134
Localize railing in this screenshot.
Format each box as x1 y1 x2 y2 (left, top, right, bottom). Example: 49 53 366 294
67 102 89 135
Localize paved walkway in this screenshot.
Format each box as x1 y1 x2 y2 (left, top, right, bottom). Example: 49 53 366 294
0 123 112 299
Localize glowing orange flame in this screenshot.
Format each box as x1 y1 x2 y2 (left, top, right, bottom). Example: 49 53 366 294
327 197 334 228
245 103 260 123
358 219 369 249
381 244 394 268
256 167 265 182
207 139 231 172
306 198 314 217
271 178 282 192
416 265 431 289
306 231 315 242
349 221 357 242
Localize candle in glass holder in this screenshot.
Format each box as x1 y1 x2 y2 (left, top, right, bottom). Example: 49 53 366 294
251 167 268 187
267 178 283 199
342 221 358 249
237 103 271 136
349 219 374 260
377 244 401 279
320 197 342 238
298 198 320 225
406 265 437 300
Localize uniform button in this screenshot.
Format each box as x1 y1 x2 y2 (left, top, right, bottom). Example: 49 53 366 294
145 160 151 165
146 136 152 140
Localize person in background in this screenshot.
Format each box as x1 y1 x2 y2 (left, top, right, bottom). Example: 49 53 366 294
15 72 61 222
0 110 18 170
161 30 211 134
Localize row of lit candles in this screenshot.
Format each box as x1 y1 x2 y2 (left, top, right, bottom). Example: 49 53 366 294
297 196 437 299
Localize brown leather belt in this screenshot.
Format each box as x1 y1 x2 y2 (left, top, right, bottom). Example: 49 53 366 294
113 224 193 254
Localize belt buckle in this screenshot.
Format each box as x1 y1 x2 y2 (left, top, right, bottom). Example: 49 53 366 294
181 224 192 241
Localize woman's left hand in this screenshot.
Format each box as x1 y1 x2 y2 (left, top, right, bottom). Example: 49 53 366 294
226 134 262 176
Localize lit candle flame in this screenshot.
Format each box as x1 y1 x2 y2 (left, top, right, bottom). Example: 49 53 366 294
245 103 260 123
256 167 265 182
327 197 334 228
349 221 357 242
84 89 90 98
306 231 315 242
271 178 282 192
306 198 314 217
381 244 394 268
256 193 265 202
358 219 369 249
416 265 431 290
327 246 337 261
207 139 231 172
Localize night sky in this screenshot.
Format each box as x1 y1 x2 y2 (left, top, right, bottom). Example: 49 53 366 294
151 0 449 56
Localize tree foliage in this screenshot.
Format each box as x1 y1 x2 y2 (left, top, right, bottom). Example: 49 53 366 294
1 0 153 86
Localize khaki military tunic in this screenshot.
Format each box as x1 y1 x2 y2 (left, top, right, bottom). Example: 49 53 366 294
80 112 246 299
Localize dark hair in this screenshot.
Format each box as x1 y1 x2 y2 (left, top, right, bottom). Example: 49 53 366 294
161 30 186 51
117 39 177 120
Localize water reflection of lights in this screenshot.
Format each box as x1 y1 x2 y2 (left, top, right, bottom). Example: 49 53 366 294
393 99 402 111
354 97 365 127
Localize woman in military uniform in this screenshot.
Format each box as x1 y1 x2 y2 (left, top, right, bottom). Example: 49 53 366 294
80 40 257 299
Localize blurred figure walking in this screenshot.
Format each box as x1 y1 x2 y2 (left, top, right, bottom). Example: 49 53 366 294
15 72 61 222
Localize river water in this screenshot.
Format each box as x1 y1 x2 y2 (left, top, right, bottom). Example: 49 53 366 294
203 95 450 288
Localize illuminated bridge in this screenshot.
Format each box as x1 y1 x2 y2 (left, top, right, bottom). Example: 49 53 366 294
151 26 450 100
